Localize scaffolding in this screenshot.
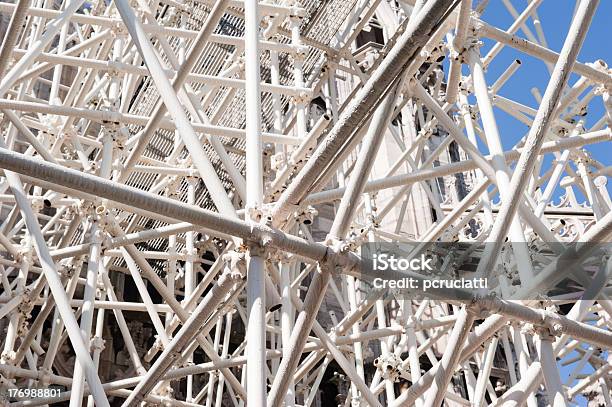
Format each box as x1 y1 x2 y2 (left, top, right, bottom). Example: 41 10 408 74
0 0 611 406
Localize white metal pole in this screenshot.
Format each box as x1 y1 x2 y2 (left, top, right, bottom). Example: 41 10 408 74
466 46 534 283
536 329 570 407
68 219 102 407
244 0 267 405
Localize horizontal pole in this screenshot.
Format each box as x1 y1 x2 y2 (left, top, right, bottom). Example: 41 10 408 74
0 99 300 145
11 49 313 97
0 3 304 53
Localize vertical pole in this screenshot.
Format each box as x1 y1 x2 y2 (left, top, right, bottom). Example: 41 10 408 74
290 14 306 138
215 311 235 407
467 46 534 282
536 329 569 407
87 260 109 407
206 316 224 407
445 0 471 104
68 219 101 407
346 273 365 404
375 298 396 403
185 177 197 402
245 0 266 405
270 50 285 161
402 300 423 407
280 259 295 406
49 11 69 104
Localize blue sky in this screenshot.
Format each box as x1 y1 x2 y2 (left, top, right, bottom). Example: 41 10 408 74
447 0 611 206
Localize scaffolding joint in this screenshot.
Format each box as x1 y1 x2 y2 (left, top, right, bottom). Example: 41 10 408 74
222 249 247 276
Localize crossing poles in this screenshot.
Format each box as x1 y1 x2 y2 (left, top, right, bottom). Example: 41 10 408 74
0 0 87 97
475 0 601 278
0 0 611 405
113 0 237 217
0 146 110 406
270 0 460 225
